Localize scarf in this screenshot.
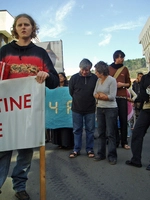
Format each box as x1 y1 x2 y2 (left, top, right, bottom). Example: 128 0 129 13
110 62 123 69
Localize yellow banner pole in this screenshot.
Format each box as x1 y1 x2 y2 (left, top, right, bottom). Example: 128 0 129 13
40 145 46 200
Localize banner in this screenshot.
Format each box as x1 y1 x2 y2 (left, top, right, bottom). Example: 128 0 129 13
36 40 64 73
45 87 73 129
0 77 45 151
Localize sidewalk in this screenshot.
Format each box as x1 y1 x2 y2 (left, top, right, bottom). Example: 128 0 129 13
1 128 150 200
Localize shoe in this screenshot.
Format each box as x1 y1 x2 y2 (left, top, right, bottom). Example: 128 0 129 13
0 189 1 194
69 151 80 158
125 160 142 168
123 144 130 150
93 155 106 161
87 151 95 158
109 160 117 165
146 164 150 171
15 191 31 200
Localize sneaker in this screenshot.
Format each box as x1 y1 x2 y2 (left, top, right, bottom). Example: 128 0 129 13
15 191 31 200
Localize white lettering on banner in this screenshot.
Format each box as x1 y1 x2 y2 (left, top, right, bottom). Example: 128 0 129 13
0 94 31 112
48 100 72 114
67 100 72 114
49 102 58 114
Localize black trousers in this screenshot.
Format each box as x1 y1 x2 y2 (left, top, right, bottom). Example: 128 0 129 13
116 98 128 147
131 109 150 164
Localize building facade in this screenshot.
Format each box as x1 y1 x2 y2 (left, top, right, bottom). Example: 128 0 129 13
0 10 14 47
139 17 150 70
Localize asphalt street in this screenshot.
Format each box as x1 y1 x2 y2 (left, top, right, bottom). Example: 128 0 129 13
1 128 150 200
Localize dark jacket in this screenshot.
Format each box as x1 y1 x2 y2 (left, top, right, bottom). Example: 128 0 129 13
69 72 97 114
140 72 150 107
132 80 141 102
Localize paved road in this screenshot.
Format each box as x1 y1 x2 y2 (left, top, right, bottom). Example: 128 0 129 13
1 129 150 200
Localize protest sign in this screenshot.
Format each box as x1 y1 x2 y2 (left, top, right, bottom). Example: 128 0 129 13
0 76 45 151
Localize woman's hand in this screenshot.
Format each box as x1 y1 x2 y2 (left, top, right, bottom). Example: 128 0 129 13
94 92 108 100
36 71 49 83
127 97 134 103
94 93 99 99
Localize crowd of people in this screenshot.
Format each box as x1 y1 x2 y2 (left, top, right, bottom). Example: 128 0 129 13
67 51 150 173
0 13 150 200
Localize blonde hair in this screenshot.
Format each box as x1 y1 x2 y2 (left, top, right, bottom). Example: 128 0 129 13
11 13 39 39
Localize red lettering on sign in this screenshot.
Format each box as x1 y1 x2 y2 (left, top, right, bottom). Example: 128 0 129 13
10 96 22 110
4 98 8 111
0 94 32 112
0 123 2 136
24 94 31 108
0 99 2 112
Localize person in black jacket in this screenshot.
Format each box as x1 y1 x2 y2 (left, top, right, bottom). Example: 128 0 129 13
69 58 97 158
126 72 150 170
132 72 143 121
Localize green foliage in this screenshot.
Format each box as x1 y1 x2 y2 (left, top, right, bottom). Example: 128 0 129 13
124 57 148 79
124 58 146 70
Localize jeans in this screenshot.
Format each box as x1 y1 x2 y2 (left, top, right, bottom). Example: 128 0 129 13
72 111 95 153
131 110 150 165
97 107 118 160
116 98 128 147
0 148 33 192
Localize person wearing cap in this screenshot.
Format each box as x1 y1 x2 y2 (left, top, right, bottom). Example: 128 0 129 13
69 58 97 158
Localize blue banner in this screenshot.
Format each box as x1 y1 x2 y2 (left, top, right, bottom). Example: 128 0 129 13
45 87 73 129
